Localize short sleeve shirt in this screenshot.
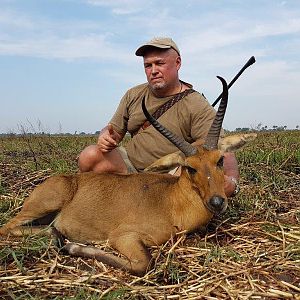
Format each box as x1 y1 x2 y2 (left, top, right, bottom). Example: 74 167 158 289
110 83 216 171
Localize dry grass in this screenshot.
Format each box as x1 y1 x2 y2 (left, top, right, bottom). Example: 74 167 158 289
0 131 299 299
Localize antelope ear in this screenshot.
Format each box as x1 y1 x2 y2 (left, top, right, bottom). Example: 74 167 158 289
218 133 257 152
144 151 186 173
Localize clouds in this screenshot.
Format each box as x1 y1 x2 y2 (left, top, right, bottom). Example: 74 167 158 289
0 6 134 62
1 1 299 64
0 34 131 62
0 0 299 132
85 0 149 15
0 9 34 30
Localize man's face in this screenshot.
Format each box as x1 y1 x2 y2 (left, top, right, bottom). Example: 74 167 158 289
143 48 181 93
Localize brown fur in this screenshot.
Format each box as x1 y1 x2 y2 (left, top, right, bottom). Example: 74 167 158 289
0 134 256 276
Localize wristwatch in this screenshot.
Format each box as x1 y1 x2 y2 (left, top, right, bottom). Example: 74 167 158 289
229 177 240 196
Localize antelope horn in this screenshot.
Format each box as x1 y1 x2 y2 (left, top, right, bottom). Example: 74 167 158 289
141 97 197 157
204 76 228 149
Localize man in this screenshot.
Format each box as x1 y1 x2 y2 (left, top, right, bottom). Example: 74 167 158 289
78 37 240 197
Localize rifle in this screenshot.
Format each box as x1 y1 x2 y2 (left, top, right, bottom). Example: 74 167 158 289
212 56 256 107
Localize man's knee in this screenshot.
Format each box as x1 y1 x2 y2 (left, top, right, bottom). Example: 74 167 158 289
78 145 102 172
78 146 128 174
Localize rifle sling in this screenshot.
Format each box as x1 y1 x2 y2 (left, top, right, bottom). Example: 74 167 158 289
132 88 195 137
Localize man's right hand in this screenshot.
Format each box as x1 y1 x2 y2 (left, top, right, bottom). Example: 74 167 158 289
97 124 120 152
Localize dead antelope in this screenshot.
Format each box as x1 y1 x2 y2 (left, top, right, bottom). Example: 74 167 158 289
0 77 256 276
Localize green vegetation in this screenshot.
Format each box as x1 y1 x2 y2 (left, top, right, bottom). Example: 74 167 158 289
0 130 299 299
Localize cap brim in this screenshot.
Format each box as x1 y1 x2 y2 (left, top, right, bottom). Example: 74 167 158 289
135 44 171 56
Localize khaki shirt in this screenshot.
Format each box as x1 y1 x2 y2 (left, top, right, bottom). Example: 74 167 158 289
110 82 216 171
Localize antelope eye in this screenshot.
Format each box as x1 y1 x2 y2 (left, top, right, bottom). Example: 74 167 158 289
187 166 197 175
217 156 224 168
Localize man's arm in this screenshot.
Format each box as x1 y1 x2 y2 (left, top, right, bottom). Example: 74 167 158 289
223 152 240 197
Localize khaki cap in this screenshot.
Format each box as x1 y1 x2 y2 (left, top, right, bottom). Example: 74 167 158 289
135 37 180 56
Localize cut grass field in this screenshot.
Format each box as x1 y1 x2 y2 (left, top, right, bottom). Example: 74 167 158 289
0 131 299 299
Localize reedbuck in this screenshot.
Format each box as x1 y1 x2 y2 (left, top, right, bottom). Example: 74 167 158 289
0 77 256 276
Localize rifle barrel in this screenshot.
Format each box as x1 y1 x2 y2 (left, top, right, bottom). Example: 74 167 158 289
212 56 256 107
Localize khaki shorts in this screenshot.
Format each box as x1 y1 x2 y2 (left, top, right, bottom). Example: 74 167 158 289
115 146 138 174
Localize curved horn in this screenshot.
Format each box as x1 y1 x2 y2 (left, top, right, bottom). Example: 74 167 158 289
204 76 228 149
142 97 197 157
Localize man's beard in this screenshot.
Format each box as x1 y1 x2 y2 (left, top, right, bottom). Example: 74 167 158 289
150 81 166 91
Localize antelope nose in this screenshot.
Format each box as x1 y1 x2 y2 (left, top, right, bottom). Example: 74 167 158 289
209 196 225 212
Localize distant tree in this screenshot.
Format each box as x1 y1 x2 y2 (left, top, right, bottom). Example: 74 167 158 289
235 127 250 132
296 125 299 130
255 122 263 131
275 126 286 131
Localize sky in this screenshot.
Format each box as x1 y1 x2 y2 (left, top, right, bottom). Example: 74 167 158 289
0 0 299 134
